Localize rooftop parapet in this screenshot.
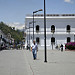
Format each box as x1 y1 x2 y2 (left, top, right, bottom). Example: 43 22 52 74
26 14 75 17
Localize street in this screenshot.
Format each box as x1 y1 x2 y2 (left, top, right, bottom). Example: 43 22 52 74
0 49 75 75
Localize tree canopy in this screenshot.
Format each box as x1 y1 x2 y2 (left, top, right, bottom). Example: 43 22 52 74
0 22 24 44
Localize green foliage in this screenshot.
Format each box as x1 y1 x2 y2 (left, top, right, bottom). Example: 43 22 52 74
0 22 23 43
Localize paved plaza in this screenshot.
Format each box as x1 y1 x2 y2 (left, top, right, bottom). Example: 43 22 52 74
0 49 75 75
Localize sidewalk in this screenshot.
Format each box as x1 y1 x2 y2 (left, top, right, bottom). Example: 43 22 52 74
0 50 75 75
24 50 75 75
0 50 29 75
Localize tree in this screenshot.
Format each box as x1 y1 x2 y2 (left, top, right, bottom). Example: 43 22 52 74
0 22 24 43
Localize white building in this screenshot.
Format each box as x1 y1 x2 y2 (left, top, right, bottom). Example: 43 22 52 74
0 30 14 44
0 30 6 43
25 14 75 50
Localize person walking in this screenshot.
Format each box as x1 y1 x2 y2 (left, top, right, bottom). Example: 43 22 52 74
61 44 63 52
31 40 38 60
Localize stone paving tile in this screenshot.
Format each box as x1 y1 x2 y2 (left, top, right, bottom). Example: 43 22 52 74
0 50 75 75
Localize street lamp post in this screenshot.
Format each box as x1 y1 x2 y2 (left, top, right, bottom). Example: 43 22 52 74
27 30 29 50
33 13 34 41
33 9 43 41
29 23 30 50
44 0 47 62
74 34 75 42
29 22 33 50
26 27 29 50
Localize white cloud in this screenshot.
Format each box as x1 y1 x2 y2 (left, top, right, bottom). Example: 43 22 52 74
6 22 25 30
64 0 73 3
13 22 20 25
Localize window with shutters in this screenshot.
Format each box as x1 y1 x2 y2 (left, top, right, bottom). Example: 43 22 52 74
36 25 39 32
66 25 70 32
51 25 55 33
36 37 40 44
67 37 71 43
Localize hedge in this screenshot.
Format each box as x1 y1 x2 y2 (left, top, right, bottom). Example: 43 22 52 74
65 42 75 50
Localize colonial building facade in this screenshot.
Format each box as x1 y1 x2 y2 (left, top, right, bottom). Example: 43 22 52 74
25 14 75 50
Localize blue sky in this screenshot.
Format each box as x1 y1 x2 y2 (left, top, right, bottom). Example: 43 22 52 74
0 0 75 28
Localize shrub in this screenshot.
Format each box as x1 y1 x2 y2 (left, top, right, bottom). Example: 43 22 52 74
65 42 75 50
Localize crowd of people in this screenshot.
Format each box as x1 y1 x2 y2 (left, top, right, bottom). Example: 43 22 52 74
0 41 25 51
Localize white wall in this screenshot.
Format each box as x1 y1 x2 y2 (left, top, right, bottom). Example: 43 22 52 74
25 15 75 50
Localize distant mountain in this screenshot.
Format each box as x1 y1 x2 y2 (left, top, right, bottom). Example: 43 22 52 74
0 22 24 43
